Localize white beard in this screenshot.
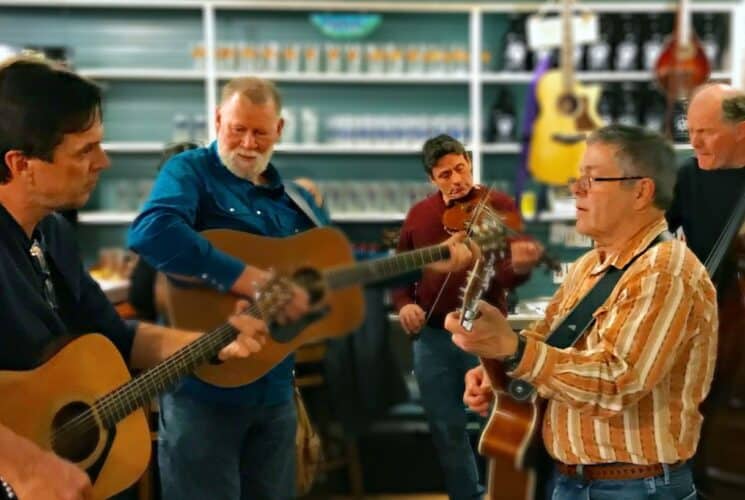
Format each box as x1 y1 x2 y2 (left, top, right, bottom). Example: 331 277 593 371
218 144 274 183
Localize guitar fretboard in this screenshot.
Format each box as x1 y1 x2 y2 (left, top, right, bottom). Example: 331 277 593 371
93 308 253 427
325 243 450 290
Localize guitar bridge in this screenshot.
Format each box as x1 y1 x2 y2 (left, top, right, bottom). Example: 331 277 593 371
551 132 587 145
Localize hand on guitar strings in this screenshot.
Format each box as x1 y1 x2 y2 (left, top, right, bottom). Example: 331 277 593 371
444 300 518 360
232 265 311 325
11 448 92 500
427 231 480 274
220 299 269 361
463 365 494 417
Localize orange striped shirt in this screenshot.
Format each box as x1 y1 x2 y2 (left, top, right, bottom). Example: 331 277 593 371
510 218 718 465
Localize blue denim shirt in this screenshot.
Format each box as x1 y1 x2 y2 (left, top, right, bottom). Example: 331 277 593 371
128 141 329 405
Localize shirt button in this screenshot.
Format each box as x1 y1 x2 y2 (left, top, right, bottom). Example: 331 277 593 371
256 209 262 215
201 273 208 279
229 208 235 212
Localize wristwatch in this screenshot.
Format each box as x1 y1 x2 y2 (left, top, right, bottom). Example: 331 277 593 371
502 333 526 373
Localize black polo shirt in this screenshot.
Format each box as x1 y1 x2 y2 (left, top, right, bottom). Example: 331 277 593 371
666 157 745 291
0 203 135 371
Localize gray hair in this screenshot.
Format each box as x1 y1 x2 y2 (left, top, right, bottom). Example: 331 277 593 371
723 95 745 124
587 124 677 210
220 77 282 114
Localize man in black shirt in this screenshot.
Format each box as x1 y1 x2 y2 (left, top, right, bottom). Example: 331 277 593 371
666 83 745 500
0 57 279 499
666 83 745 282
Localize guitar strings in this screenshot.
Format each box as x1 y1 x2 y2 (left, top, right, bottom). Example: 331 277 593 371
50 302 263 447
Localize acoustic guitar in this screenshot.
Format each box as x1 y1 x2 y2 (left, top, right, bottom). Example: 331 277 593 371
654 0 710 139
166 224 506 388
459 254 542 500
528 0 603 186
0 280 293 499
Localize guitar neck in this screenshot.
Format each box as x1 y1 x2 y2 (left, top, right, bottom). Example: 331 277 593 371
560 0 575 90
678 0 692 49
325 243 450 290
93 310 252 427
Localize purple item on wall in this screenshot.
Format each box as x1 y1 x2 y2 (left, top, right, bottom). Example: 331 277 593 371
514 55 553 204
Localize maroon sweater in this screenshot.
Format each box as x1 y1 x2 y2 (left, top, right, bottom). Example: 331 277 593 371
392 187 531 328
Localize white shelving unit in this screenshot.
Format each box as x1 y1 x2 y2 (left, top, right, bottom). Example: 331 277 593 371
4 0 740 225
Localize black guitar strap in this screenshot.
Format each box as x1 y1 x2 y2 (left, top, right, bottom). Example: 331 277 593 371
703 187 745 280
508 231 673 401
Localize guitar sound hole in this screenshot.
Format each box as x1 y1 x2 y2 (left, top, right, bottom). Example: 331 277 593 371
558 94 578 115
292 267 325 305
51 402 100 463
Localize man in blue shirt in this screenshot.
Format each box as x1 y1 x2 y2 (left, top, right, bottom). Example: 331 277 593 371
128 75 476 500
0 58 268 500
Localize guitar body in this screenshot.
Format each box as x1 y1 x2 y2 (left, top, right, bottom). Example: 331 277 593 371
479 358 543 500
0 335 150 500
654 36 710 98
529 70 603 186
165 226 365 387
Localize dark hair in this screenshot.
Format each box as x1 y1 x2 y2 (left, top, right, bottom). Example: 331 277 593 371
421 134 469 177
0 57 102 183
587 124 677 210
157 141 201 171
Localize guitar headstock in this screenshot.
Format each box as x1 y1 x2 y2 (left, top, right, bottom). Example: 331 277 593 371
459 253 497 332
470 218 509 254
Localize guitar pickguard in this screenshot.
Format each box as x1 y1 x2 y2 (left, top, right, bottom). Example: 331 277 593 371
270 305 330 343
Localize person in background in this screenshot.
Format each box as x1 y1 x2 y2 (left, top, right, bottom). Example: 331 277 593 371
667 83 744 288
0 57 267 500
392 134 543 499
128 141 201 322
128 77 474 499
456 124 717 499
666 83 745 499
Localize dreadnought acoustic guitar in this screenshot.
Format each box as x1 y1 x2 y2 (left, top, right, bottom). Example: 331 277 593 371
528 0 603 186
166 224 506 388
459 254 543 500
0 279 294 499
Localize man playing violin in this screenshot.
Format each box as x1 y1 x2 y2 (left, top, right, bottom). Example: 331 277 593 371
393 133 543 499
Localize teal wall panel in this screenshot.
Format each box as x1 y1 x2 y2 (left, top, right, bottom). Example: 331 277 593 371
101 81 205 141
0 7 202 68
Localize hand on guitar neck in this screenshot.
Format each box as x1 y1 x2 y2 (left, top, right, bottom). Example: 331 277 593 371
445 300 519 360
427 231 480 274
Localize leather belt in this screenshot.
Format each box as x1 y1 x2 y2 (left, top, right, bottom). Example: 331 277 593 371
556 461 683 481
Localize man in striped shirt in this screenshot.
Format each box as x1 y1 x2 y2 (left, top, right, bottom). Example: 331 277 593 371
446 124 718 499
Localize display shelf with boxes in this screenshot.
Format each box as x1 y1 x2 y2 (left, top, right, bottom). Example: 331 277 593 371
2 0 742 298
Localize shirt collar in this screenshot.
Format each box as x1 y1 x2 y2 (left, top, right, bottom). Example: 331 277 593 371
0 202 39 250
208 140 284 193
590 217 670 275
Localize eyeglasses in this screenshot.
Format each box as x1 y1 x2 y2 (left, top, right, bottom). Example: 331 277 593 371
30 240 58 311
569 175 646 192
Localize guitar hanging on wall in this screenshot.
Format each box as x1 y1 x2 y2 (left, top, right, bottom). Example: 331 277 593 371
654 0 710 141
528 0 603 186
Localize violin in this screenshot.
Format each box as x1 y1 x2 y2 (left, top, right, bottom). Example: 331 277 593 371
442 185 561 272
